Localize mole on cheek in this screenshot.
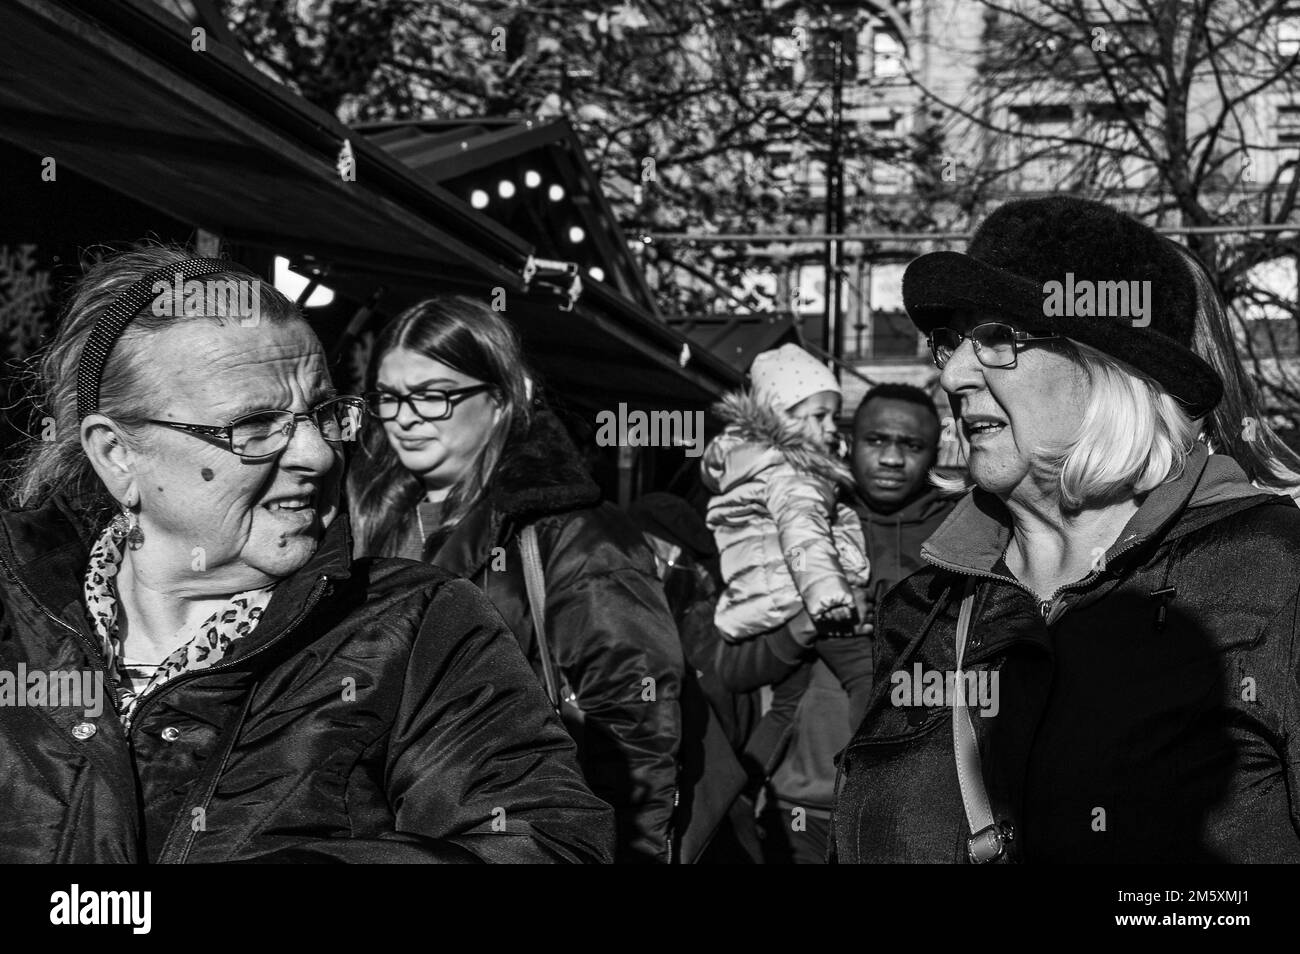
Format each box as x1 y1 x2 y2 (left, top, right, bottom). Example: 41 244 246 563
200 468 214 481
156 486 164 493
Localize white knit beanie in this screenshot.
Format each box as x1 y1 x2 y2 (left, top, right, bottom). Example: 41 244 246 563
749 344 841 411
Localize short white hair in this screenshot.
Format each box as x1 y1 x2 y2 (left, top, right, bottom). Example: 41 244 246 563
933 339 1201 509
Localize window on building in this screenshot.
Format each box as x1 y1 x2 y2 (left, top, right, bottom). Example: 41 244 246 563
808 27 857 83
794 264 825 316
1279 16 1300 58
1277 104 1300 142
1087 102 1147 190
1241 256 1299 336
1275 146 1300 186
1012 105 1073 192
865 158 907 193
770 34 800 87
868 262 919 359
1270 105 1300 184
766 119 797 166
801 158 827 201
871 29 905 80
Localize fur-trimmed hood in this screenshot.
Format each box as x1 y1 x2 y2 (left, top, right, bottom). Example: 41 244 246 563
489 407 602 518
429 406 603 581
702 389 853 494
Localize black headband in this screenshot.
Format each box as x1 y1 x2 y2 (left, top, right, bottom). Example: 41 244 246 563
76 257 244 420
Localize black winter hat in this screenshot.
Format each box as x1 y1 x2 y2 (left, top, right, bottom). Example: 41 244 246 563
903 197 1222 418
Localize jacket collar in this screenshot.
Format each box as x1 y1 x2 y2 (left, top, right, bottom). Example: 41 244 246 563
432 408 600 577
487 408 601 519
921 443 1271 577
855 486 953 526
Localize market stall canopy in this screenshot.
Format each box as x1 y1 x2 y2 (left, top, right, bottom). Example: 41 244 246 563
362 118 659 316
668 312 803 376
0 0 740 410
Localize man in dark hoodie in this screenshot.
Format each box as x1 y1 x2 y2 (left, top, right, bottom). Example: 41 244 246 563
850 384 956 604
715 382 953 863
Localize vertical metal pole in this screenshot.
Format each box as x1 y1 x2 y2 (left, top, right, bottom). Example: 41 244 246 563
824 26 846 365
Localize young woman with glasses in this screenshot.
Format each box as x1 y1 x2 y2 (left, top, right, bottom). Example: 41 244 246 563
348 296 684 864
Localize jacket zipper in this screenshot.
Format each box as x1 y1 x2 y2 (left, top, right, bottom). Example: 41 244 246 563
0 552 122 717
142 574 331 863
125 575 331 735
927 533 1149 624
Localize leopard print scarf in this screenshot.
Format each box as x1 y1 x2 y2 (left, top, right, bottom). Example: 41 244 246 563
83 525 276 727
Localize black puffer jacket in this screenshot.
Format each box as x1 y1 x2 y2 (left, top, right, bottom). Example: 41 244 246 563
0 497 613 863
430 410 684 863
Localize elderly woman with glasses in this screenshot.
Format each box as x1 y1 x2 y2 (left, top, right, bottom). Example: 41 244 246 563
830 198 1300 864
0 246 613 863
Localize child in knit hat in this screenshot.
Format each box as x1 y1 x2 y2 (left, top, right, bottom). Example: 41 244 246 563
701 343 874 726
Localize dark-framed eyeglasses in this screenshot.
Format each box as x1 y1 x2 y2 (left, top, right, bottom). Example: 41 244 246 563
363 384 495 422
143 396 366 459
927 322 1062 370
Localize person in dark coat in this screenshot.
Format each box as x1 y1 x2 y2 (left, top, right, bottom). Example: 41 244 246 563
627 491 762 863
348 297 683 864
832 197 1300 863
0 247 612 863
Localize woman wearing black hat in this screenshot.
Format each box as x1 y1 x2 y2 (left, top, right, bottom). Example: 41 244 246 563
830 197 1300 863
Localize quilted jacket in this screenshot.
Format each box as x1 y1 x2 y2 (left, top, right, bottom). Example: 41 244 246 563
701 390 869 641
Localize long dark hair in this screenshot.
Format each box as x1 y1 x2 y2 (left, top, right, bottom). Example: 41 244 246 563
1178 244 1300 490
347 297 533 558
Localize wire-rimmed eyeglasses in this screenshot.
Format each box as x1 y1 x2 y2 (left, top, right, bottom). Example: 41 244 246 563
143 396 366 459
927 322 1062 370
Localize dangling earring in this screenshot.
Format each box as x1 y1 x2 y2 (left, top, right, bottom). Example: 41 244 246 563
124 511 145 550
110 494 145 549
108 509 133 539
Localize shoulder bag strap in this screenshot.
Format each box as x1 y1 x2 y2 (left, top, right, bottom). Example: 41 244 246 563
519 524 562 713
952 575 1013 863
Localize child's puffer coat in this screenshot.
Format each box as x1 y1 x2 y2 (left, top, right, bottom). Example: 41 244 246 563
701 390 869 641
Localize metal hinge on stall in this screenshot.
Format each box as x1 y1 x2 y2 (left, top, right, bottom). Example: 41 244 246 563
520 255 583 311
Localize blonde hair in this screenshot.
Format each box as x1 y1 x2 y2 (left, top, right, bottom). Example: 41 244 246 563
933 339 1200 509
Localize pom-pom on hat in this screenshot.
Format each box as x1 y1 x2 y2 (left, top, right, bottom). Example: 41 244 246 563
749 343 841 411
